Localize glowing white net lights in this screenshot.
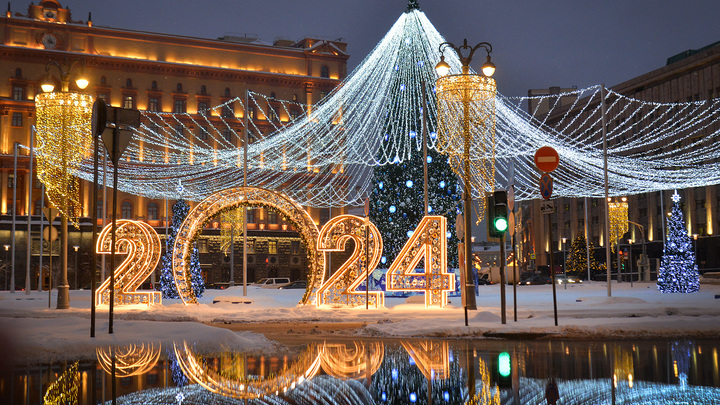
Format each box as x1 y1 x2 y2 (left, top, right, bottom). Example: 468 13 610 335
58 9 720 207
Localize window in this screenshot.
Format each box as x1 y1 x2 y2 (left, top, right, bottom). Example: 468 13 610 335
100 76 107 85
197 239 208 253
175 125 184 138
247 209 255 223
292 94 298 102
592 199 598 207
15 68 22 77
248 105 256 119
268 209 278 224
151 80 158 90
96 200 104 220
268 107 279 122
290 110 300 120
147 202 158 220
578 218 584 227
268 240 277 254
576 200 584 210
270 92 276 99
290 241 300 254
148 98 160 112
11 112 23 127
12 85 24 100
564 220 571 229
123 95 134 109
121 201 133 219
224 87 231 97
125 78 133 88
564 203 570 212
320 91 327 100
198 101 208 116
319 208 330 225
174 99 186 113
246 240 255 254
592 216 599 225
223 130 233 144
222 103 234 118
200 85 207 95
696 199 706 209
176 83 183 92
320 65 329 78
199 127 208 141
97 93 108 102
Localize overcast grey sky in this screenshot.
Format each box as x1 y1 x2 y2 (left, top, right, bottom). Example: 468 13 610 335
39 0 720 97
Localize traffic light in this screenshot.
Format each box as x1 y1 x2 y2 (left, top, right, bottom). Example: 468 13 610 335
487 190 508 239
497 351 512 389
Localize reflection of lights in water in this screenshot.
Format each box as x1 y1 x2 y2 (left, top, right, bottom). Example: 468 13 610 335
96 342 161 377
173 341 322 399
320 341 385 380
43 361 80 405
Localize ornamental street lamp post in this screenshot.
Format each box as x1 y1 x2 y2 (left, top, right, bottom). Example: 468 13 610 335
73 245 80 289
435 39 497 315
561 237 567 290
36 58 91 310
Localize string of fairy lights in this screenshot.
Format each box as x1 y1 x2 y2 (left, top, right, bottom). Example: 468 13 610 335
37 8 720 207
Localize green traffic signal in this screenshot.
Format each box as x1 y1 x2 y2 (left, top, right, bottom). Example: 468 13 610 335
494 216 508 232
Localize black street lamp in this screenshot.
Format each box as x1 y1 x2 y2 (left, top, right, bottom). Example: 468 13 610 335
73 245 80 289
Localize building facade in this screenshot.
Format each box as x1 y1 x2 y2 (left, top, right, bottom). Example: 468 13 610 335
522 41 720 277
0 0 350 289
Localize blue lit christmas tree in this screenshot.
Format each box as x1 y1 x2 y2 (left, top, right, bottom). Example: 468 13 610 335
160 199 204 299
657 191 700 293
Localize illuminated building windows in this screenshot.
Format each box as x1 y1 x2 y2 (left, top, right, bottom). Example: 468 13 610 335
247 208 255 223
97 93 108 102
174 99 186 113
11 112 23 127
246 239 255 254
123 95 135 109
147 202 158 220
292 93 298 102
268 240 277 254
121 201 133 219
12 85 24 100
320 65 329 78
175 125 184 138
148 97 160 112
290 110 300 120
290 240 300 254
248 105 256 119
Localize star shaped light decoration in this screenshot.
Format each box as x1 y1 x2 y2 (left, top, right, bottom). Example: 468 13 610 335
671 190 681 203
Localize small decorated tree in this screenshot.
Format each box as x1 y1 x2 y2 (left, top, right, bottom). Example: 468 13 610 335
565 234 603 279
657 191 699 293
160 199 204 298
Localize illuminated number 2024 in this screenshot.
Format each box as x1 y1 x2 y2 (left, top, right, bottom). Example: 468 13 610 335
316 215 384 308
95 220 162 306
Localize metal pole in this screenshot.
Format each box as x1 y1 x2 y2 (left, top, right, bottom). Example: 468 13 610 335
549 214 558 326
91 131 100 338
422 81 429 216
243 89 249 296
74 247 78 290
512 228 518 322
26 133 34 294
563 239 567 290
585 196 591 281
38 185 44 292
230 222 234 286
660 190 666 243
365 216 369 310
48 225 52 308
462 79 476 311
601 84 612 297
11 142 18 293
56 200 69 309
102 151 107 282
109 128 119 334
499 235 506 324
629 242 633 287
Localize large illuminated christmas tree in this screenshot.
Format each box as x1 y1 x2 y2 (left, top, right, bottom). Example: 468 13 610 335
368 2 461 268
160 199 204 299
657 191 700 293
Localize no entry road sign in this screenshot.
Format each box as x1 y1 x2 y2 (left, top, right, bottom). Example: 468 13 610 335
534 146 559 173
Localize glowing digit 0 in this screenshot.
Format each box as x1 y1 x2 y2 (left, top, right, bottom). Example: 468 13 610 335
316 215 384 308
95 220 162 306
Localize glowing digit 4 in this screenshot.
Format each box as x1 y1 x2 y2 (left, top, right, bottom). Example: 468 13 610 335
95 220 162 306
316 215 384 308
386 216 455 307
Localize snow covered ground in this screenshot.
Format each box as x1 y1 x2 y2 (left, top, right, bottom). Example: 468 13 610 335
1 280 719 363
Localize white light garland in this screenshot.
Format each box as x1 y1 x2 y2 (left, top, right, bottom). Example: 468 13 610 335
47 8 720 207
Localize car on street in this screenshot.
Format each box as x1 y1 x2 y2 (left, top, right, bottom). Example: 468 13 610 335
518 274 552 285
554 275 583 284
252 278 291 288
279 280 307 289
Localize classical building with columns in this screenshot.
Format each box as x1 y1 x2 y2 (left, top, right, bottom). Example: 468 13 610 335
522 40 720 277
0 0 349 289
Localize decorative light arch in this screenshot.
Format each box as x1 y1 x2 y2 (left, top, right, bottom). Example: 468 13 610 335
172 186 324 305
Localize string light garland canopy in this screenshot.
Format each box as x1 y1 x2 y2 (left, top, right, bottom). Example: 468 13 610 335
43 7 720 207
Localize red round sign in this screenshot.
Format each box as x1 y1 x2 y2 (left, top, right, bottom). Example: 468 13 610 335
534 146 559 173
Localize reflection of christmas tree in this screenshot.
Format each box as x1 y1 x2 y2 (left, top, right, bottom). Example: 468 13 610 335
565 234 603 279
160 199 204 299
657 191 699 293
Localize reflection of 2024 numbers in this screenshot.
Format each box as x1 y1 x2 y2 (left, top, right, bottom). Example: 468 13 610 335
95 220 162 306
